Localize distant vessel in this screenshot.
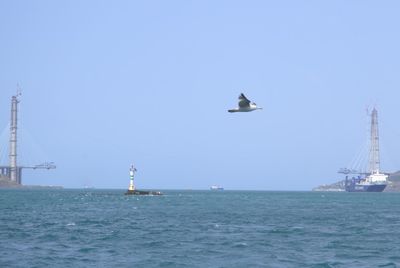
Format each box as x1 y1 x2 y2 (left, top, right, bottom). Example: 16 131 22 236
340 108 388 192
210 185 224 190
124 164 162 195
344 174 387 192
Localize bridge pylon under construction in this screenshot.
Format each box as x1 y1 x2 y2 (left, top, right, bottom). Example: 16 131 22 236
0 92 56 186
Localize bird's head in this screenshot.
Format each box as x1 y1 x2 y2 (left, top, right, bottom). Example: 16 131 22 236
252 103 262 110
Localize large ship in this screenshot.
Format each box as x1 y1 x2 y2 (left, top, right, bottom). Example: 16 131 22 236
340 108 388 192
343 171 388 192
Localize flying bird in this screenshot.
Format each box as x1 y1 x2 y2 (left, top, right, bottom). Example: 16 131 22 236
228 93 262 113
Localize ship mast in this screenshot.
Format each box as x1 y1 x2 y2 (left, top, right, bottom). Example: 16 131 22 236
368 108 380 175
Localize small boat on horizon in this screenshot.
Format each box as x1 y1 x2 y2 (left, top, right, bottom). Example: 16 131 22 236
210 185 224 191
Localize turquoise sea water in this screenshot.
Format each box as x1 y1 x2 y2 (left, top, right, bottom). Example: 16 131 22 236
1 189 400 267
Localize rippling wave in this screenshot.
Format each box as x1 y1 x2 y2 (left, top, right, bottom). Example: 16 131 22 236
0 190 399 267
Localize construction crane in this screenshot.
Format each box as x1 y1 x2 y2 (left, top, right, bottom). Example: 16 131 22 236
338 168 364 175
22 162 56 170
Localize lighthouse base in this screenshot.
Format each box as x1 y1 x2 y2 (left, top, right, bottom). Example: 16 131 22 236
124 189 162 195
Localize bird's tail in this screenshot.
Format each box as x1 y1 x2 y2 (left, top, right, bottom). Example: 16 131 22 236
228 109 237 113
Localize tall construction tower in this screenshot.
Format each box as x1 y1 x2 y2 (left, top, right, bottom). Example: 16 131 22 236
9 92 20 182
338 108 388 181
0 92 56 186
365 107 388 183
368 108 380 174
339 107 388 192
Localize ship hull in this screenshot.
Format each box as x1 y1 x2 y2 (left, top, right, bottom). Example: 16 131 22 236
210 185 224 190
345 184 387 192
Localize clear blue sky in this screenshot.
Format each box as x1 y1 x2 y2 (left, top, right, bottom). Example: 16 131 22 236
1 1 400 190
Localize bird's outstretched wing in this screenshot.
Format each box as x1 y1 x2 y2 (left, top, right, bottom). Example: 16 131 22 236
238 93 251 108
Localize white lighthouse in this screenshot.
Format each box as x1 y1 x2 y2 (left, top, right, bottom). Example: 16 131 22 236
128 164 136 191
124 164 162 195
